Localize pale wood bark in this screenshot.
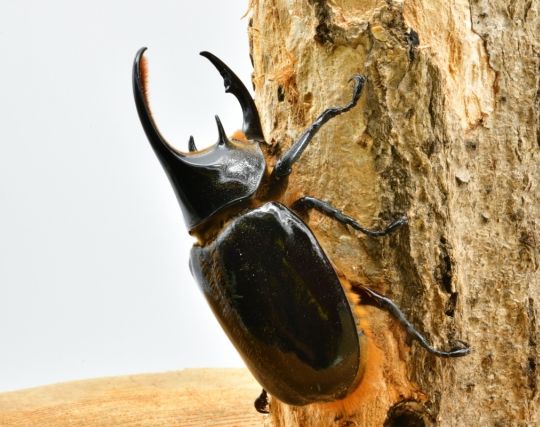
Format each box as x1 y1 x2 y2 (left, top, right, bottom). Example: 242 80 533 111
0 369 264 426
248 0 539 425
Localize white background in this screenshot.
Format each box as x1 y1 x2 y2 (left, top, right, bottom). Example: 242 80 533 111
0 1 252 392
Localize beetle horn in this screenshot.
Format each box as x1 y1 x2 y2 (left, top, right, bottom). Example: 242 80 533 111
215 115 230 146
133 47 186 160
188 136 197 152
200 51 264 142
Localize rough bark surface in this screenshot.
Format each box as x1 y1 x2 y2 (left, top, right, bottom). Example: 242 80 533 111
248 0 539 425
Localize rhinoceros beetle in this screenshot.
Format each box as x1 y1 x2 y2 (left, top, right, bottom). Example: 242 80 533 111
132 47 470 411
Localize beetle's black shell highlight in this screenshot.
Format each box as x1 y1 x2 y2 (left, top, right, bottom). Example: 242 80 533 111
190 202 362 405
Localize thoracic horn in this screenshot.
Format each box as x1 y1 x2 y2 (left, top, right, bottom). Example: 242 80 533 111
200 51 264 143
215 115 230 146
132 47 186 161
188 136 197 152
132 47 266 231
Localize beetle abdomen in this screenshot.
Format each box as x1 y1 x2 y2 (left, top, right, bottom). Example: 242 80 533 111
190 202 362 405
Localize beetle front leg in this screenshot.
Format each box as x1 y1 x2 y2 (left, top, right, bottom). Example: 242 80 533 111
354 285 470 358
273 75 366 178
292 196 407 237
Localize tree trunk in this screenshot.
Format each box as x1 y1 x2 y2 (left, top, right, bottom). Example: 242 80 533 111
248 0 539 425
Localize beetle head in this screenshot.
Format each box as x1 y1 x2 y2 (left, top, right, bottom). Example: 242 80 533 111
133 48 266 231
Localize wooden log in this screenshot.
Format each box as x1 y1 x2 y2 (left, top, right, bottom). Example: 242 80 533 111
0 369 266 426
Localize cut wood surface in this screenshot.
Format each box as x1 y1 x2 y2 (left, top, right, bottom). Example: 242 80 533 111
0 369 265 427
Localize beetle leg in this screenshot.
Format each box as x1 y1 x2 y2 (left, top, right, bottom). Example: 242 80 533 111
292 196 407 237
273 75 366 178
353 285 471 358
254 389 270 414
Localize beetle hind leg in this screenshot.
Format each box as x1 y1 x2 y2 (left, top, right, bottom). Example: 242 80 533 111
292 196 407 237
354 285 470 358
254 389 270 414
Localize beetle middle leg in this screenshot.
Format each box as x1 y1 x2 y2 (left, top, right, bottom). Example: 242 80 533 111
354 285 470 357
292 196 407 237
273 75 366 178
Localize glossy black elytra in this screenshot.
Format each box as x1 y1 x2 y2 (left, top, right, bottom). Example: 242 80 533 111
132 47 470 410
